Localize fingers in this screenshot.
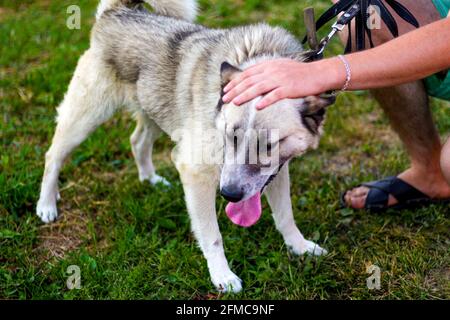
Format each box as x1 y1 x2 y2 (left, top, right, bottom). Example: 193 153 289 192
231 81 275 106
221 59 296 108
223 63 267 93
223 76 273 105
223 72 263 101
256 88 286 110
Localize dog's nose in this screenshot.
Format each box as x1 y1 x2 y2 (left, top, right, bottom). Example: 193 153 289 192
220 186 244 203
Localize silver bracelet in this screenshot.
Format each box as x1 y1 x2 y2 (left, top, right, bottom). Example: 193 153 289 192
337 54 351 91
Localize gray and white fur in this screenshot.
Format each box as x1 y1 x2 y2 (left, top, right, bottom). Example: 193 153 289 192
37 0 334 293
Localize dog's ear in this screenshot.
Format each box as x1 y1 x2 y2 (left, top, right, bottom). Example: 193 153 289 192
300 94 335 134
220 62 242 86
303 94 336 114
217 62 242 111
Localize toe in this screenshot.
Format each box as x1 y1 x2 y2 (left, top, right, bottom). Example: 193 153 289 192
345 186 369 209
351 186 370 198
346 186 398 209
39 211 51 223
212 271 243 293
305 240 328 256
294 240 328 256
350 194 366 209
150 175 171 187
36 203 58 224
344 191 351 206
222 277 242 293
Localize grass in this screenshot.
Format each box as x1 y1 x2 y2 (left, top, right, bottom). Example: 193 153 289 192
0 0 449 300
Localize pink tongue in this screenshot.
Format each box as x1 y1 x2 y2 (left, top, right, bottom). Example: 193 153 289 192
225 192 262 228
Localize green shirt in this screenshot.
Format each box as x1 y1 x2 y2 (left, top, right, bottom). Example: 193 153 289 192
432 0 450 18
425 0 450 101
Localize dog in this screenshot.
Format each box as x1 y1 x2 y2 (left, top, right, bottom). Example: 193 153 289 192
37 0 335 293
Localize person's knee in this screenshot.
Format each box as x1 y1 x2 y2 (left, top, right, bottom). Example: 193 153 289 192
441 139 450 185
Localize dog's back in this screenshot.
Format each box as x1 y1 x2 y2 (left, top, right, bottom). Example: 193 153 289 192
92 1 202 83
96 0 197 21
90 0 229 130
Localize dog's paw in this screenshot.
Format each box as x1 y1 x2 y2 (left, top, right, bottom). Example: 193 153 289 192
289 239 328 256
36 200 58 223
212 271 243 293
303 240 328 256
149 174 171 187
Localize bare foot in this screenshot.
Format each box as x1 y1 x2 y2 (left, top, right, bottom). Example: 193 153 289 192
344 167 450 209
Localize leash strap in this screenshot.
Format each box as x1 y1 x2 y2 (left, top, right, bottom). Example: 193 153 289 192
317 3 361 55
304 0 419 54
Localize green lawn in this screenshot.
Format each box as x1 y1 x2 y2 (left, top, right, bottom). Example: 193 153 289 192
1 0 449 300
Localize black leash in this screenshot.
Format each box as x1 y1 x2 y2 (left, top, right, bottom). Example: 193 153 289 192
316 3 361 56
304 0 420 56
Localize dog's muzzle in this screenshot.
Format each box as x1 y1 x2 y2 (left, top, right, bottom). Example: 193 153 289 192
261 163 285 192
220 185 245 203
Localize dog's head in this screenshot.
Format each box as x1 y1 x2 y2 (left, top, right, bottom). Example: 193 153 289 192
216 61 335 227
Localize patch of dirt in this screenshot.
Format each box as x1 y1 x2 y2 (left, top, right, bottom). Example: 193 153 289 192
322 106 402 176
0 1 50 21
34 207 88 261
193 293 221 300
324 153 354 176
348 115 399 146
424 267 450 298
0 7 13 21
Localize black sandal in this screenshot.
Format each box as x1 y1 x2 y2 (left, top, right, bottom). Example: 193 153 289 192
340 176 450 212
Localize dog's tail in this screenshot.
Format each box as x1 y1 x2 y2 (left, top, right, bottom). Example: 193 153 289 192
96 0 197 22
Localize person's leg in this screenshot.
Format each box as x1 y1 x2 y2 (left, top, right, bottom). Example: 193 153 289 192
346 83 450 208
330 0 450 208
441 139 450 185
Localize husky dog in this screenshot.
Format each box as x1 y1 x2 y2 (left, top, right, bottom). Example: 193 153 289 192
37 0 335 293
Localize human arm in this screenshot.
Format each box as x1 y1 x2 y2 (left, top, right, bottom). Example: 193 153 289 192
222 17 450 109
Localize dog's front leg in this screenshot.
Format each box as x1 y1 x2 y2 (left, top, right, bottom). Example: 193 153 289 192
177 163 242 293
265 163 327 256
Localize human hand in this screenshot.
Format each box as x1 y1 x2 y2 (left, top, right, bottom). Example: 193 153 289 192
222 58 343 109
